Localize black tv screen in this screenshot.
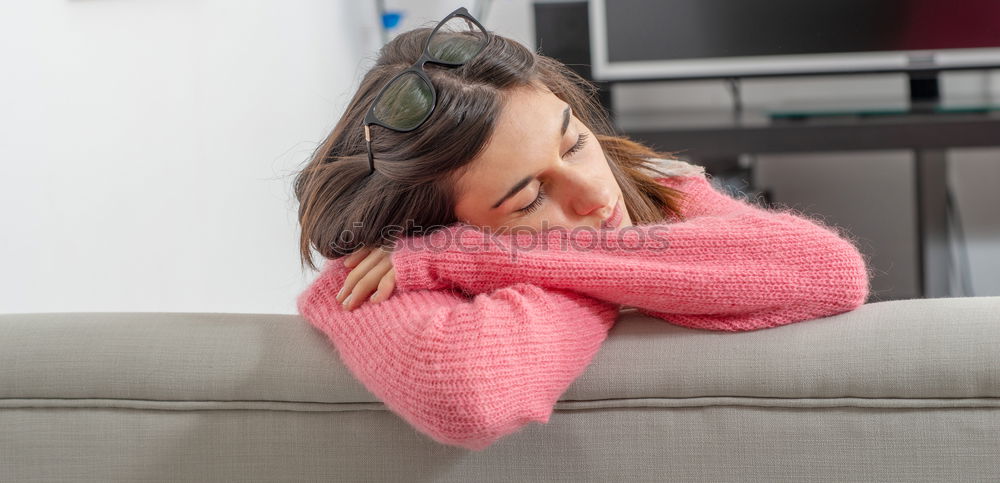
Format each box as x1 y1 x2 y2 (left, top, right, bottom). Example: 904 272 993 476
590 0 1000 80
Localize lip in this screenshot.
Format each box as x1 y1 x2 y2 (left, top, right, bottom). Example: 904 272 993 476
601 199 623 229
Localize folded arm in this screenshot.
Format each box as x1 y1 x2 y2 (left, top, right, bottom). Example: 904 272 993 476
390 173 871 332
297 260 618 450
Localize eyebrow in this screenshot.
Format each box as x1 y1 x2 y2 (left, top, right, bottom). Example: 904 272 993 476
490 104 572 210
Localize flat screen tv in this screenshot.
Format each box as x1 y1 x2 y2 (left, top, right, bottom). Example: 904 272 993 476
589 0 1000 82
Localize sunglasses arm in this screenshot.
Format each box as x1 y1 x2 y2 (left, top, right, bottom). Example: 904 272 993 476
364 124 375 174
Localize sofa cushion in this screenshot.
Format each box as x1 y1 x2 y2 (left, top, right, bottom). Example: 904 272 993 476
1 297 998 410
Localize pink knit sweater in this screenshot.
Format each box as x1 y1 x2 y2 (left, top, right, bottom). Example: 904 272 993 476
296 168 871 451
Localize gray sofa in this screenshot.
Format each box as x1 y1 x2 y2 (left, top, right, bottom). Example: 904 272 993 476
2 296 999 482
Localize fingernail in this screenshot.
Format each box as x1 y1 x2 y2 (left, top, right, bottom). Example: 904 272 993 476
369 290 380 304
336 286 345 300
342 294 353 309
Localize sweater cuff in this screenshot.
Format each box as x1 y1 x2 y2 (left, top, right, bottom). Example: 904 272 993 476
390 222 466 292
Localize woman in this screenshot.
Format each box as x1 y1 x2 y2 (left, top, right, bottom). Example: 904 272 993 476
295 8 870 451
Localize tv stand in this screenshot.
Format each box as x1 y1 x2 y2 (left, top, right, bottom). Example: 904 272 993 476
908 69 941 114
616 105 1000 299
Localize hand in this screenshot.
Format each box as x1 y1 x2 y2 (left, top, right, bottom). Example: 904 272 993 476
335 246 396 311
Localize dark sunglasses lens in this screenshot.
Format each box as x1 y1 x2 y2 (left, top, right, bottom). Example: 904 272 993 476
373 71 434 131
427 16 487 64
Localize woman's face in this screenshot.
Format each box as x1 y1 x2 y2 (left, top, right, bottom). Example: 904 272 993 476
452 85 633 234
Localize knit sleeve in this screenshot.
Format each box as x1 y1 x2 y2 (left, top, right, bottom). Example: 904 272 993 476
296 259 618 451
390 174 871 332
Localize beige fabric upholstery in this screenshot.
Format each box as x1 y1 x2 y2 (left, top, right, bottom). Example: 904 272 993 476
2 296 998 481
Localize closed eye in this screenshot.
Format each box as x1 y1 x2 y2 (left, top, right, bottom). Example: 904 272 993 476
517 132 590 215
563 132 588 158
517 183 546 215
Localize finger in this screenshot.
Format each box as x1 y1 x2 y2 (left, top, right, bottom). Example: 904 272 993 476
345 245 391 270
337 249 385 303
342 247 373 268
343 257 393 311
341 251 363 270
369 268 397 304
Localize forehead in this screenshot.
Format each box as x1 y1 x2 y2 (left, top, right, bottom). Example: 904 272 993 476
454 86 566 195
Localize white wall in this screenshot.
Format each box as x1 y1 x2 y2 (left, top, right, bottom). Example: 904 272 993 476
0 0 382 314
380 0 534 48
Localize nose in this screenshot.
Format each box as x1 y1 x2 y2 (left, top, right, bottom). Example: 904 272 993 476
570 178 616 220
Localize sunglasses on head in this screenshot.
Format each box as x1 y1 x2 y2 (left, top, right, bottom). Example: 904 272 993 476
362 7 491 175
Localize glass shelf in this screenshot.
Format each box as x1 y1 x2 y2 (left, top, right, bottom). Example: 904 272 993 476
766 96 1000 119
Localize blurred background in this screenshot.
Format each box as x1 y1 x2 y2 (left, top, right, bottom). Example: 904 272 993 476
2 0 998 315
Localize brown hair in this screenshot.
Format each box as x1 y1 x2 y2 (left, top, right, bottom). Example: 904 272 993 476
294 27 688 272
